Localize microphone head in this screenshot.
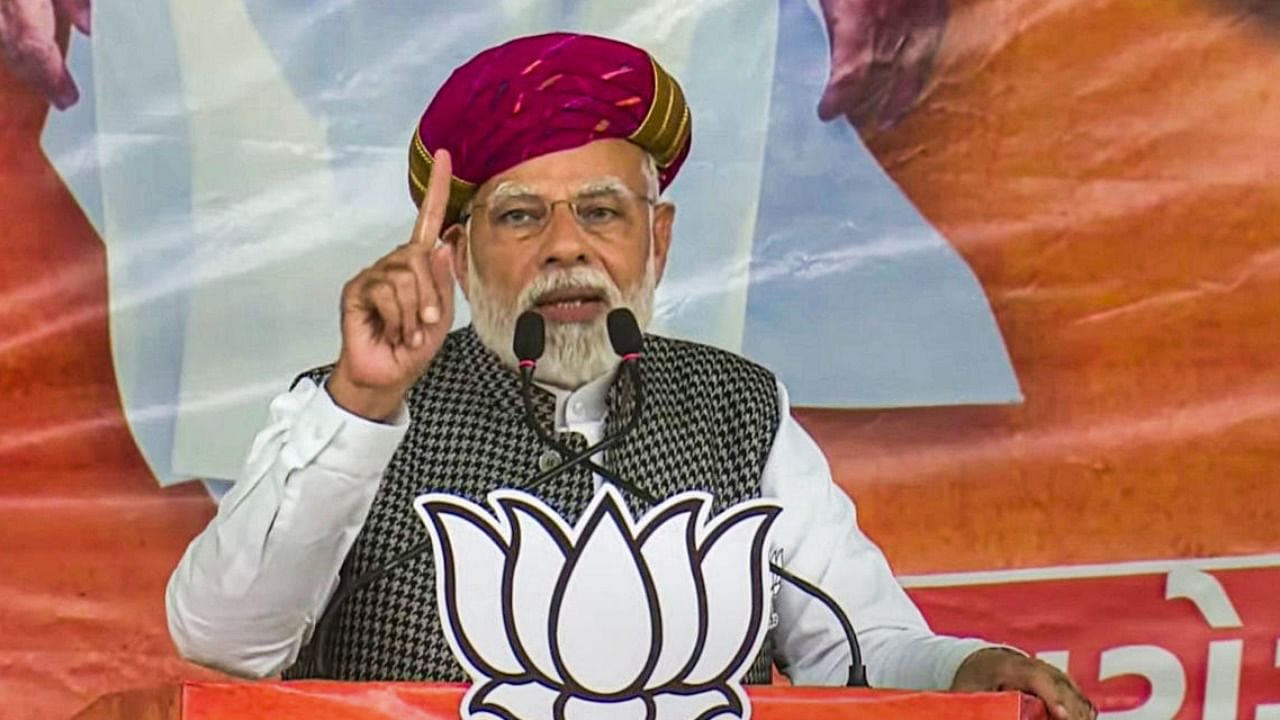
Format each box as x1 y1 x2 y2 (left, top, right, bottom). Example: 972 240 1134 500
607 308 643 357
513 311 545 362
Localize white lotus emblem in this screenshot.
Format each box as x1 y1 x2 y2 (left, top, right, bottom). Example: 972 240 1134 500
414 485 780 720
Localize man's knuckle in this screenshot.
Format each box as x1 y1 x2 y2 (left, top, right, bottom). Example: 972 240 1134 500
409 254 431 276
389 268 416 288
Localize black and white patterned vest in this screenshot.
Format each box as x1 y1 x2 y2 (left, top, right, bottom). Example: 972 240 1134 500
284 326 780 683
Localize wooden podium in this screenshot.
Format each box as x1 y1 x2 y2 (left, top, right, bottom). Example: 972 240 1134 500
74 682 1049 719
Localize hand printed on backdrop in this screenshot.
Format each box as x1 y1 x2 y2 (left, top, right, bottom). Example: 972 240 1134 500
1 0 949 130
0 0 88 108
817 0 950 133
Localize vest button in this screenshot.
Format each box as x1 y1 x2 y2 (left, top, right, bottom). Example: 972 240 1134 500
537 449 562 472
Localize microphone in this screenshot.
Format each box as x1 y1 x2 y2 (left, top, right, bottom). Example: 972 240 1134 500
607 308 643 358
514 311 545 369
516 309 647 494
513 309 868 687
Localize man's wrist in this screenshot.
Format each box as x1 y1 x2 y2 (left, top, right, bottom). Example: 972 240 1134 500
325 371 406 423
951 646 1027 690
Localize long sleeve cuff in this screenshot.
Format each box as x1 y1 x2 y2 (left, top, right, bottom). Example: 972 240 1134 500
300 381 410 478
928 637 1006 690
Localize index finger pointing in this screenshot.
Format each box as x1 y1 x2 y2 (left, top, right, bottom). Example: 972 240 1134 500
411 148 454 246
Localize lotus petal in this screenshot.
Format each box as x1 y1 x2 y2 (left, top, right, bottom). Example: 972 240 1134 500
684 505 778 685
499 495 570 684
552 496 658 694
652 688 743 720
417 497 523 677
637 498 705 688
562 695 651 720
469 679 558 720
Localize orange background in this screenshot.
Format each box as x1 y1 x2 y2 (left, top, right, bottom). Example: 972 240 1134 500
1 1 1278 717
804 0 1280 573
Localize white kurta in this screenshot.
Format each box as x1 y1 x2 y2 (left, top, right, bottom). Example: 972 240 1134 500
166 373 993 688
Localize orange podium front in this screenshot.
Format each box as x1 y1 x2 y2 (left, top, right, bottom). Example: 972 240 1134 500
74 682 1049 719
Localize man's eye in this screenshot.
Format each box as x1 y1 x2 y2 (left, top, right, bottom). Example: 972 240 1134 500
497 208 540 225
580 205 622 223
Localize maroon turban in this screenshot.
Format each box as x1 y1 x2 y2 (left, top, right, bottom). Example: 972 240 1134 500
408 32 693 224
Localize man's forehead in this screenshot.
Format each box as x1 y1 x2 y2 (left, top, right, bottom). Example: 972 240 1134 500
487 176 633 199
476 139 647 194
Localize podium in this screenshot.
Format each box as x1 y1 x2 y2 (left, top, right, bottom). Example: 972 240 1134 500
74 682 1049 719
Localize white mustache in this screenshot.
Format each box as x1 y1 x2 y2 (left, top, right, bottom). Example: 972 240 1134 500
518 267 623 316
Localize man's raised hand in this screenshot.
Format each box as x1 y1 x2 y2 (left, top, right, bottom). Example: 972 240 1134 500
328 150 457 421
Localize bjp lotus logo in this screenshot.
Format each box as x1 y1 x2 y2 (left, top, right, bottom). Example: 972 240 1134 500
415 485 780 720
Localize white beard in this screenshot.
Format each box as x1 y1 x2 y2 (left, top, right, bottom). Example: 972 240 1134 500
468 251 656 389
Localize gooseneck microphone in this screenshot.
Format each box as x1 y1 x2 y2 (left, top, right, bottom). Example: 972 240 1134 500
515 309 646 493
606 307 644 360
514 309 867 688
513 311 546 371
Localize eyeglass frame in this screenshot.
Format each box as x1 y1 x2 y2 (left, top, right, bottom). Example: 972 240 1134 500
458 187 660 239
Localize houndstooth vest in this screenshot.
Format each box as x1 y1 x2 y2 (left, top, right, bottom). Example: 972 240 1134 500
284 326 780 683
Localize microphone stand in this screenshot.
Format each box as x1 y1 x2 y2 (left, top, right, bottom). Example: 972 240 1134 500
769 564 868 687
518 360 653 499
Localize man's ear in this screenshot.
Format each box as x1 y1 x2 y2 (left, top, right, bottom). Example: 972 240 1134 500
650 202 676 285
442 223 469 298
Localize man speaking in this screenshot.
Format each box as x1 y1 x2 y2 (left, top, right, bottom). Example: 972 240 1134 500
166 32 1093 720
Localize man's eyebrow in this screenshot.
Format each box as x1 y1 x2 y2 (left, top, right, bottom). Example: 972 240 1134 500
574 177 634 197
486 181 539 201
483 177 641 203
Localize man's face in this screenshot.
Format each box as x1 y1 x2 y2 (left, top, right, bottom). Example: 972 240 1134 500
445 139 676 387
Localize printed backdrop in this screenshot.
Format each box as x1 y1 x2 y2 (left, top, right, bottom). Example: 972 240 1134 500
1 0 1277 718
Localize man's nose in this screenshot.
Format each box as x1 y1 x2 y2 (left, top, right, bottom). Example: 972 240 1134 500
539 203 593 267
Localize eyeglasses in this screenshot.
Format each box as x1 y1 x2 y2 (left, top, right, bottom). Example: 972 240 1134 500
461 189 657 241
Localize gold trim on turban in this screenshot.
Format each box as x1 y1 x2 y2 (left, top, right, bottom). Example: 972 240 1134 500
408 133 477 224
629 55 691 170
